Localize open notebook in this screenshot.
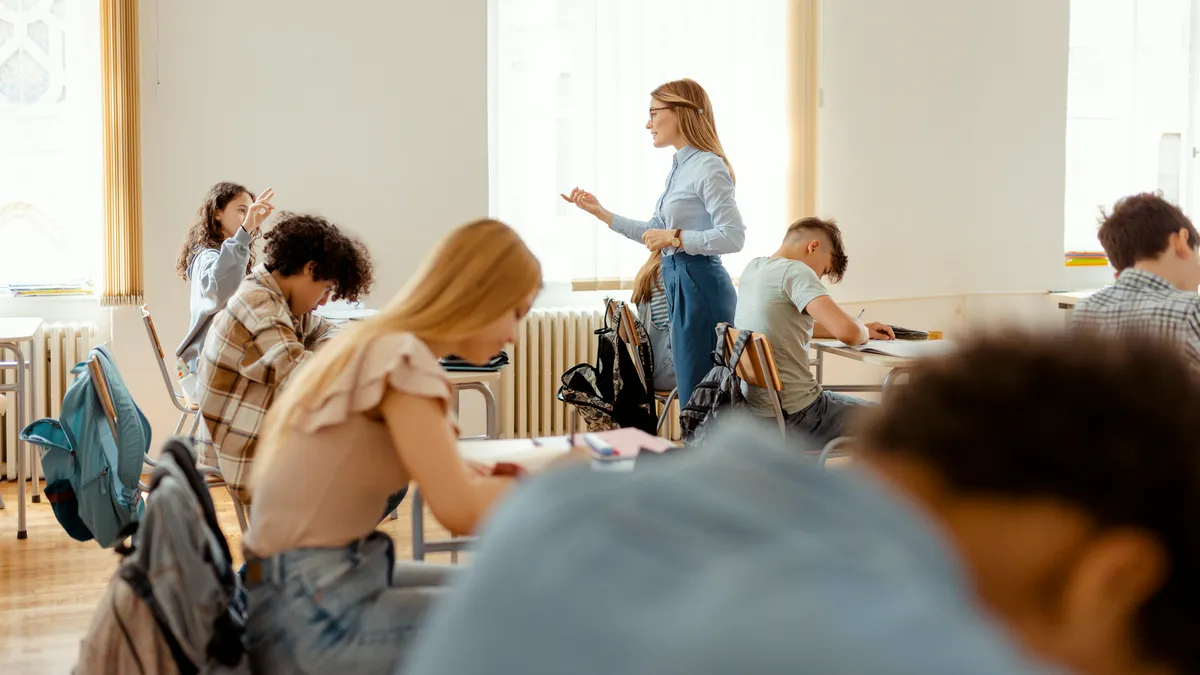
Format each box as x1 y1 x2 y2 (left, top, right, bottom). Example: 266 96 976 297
848 339 954 359
814 338 954 359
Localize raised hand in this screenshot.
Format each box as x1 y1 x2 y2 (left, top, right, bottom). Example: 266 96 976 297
242 186 276 234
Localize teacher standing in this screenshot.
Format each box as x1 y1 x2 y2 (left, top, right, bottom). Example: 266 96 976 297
563 78 744 407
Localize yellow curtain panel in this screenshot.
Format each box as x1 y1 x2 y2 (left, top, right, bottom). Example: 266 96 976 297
100 0 144 307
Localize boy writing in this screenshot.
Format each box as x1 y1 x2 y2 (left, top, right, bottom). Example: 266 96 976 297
734 217 893 446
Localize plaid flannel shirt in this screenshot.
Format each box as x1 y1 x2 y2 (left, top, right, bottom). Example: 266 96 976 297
1072 268 1200 369
195 265 339 503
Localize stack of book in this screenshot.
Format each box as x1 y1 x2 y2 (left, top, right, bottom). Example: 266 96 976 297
1 281 94 297
1064 251 1108 267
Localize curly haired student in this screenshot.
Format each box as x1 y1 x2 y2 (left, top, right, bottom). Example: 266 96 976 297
194 211 373 502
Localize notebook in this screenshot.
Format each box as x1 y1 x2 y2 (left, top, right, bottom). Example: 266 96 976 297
850 339 954 359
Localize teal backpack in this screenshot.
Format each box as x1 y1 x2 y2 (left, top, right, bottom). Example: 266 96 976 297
21 345 151 547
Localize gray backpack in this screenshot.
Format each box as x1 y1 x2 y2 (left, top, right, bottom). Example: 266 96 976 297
680 323 753 444
75 438 247 675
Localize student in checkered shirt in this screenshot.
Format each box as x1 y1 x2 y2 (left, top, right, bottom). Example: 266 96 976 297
1073 193 1200 369
194 212 374 504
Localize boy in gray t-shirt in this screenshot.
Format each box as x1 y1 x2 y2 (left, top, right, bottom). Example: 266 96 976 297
734 217 894 446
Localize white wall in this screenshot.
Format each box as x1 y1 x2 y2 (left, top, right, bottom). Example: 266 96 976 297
114 0 489 439
821 0 1078 303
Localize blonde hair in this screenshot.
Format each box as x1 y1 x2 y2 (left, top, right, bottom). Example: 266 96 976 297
250 219 542 492
651 78 735 183
630 250 663 306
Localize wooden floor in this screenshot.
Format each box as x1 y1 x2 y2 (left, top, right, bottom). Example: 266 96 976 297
0 480 453 675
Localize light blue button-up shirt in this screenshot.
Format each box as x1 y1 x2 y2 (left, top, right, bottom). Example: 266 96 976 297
404 419 1060 675
611 145 746 256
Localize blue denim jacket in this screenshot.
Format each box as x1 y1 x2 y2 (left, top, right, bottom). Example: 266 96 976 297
404 417 1060 675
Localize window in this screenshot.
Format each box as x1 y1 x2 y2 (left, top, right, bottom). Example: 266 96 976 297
1064 0 1193 253
0 0 101 288
489 0 790 285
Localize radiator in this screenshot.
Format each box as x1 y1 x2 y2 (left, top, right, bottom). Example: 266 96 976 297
1 322 98 480
498 308 680 440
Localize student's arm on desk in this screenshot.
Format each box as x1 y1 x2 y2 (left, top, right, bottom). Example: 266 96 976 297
806 296 869 346
382 390 516 536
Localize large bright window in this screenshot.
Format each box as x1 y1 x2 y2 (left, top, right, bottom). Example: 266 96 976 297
0 0 101 289
489 0 790 285
1065 0 1193 252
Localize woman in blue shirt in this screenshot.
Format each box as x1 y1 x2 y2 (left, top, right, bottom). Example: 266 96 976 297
563 78 744 406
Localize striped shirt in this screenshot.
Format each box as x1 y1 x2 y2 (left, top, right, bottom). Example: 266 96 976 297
194 265 339 503
648 280 669 330
1072 268 1200 370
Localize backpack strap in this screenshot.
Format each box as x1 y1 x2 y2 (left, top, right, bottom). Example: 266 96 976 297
712 323 753 371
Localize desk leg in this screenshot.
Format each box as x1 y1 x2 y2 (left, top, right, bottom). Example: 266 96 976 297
816 350 825 385
411 487 425 561
1 342 29 539
882 367 908 395
30 334 40 503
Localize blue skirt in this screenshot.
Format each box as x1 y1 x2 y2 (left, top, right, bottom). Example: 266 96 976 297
660 253 737 406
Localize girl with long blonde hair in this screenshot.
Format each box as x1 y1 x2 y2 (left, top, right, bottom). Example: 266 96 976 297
240 219 542 674
562 78 743 408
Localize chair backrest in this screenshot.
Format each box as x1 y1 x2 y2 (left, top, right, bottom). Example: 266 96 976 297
723 327 783 393
141 305 187 403
605 299 649 389
88 356 120 441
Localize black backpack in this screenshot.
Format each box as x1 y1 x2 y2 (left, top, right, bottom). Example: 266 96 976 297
680 323 753 444
557 301 657 434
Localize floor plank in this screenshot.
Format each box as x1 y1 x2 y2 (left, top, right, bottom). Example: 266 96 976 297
0 480 452 675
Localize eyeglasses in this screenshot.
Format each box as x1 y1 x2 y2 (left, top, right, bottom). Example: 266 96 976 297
648 106 670 119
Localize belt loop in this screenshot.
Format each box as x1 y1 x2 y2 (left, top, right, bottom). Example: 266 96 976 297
270 554 282 583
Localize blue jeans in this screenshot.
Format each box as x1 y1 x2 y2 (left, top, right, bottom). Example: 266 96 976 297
244 532 452 674
661 253 737 407
785 390 872 448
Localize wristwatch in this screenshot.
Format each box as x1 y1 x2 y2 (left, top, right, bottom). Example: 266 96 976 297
670 229 682 248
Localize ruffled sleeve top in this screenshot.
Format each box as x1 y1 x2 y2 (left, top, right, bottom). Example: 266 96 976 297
243 333 458 558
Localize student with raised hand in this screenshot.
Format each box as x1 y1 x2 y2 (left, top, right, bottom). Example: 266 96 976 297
1073 192 1200 370
195 212 371 500
239 219 542 674
563 78 743 408
175 182 275 401
405 331 1200 675
735 217 893 446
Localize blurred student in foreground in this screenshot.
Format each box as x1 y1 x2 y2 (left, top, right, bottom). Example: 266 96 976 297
404 331 1198 675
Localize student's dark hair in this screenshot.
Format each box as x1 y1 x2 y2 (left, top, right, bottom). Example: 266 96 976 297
858 330 1200 672
263 212 374 303
1097 192 1199 271
785 217 848 282
176 181 256 280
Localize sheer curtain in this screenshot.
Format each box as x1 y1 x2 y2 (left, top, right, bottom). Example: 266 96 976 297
1064 0 1192 253
489 0 790 287
0 0 102 288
